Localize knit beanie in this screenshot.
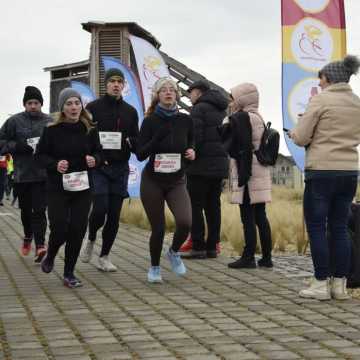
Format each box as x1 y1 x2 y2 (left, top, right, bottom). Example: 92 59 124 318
319 55 360 84
188 80 210 93
23 86 43 106
58 88 82 111
151 77 181 102
105 68 125 83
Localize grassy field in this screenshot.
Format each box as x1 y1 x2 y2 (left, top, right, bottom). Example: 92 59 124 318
120 185 360 256
121 185 306 255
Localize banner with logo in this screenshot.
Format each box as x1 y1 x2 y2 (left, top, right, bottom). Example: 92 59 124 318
129 34 170 111
102 56 145 197
70 81 96 108
281 0 346 170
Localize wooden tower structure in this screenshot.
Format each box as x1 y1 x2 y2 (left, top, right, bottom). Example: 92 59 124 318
44 21 228 113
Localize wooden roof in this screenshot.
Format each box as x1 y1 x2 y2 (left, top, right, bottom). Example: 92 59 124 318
81 21 161 48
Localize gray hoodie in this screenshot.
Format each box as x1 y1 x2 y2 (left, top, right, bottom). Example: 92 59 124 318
0 111 52 183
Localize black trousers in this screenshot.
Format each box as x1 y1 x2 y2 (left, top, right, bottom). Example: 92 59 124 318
240 186 272 259
140 170 192 266
88 194 124 257
5 174 14 198
187 175 223 251
0 168 6 202
16 182 47 247
47 190 91 277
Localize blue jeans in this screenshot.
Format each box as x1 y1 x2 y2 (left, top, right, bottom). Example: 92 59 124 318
304 175 357 280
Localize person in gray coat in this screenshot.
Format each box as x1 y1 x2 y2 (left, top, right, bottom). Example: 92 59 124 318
0 86 51 262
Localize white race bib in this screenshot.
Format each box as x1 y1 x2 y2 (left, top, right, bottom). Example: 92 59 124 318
0 156 6 162
99 132 122 150
27 137 40 151
154 154 181 173
62 171 89 192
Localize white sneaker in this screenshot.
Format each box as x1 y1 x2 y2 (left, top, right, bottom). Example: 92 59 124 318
331 277 351 300
80 240 94 263
299 278 331 300
97 256 117 272
166 248 186 276
147 266 163 283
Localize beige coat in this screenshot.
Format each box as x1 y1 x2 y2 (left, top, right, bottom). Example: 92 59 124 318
228 83 272 204
292 83 360 170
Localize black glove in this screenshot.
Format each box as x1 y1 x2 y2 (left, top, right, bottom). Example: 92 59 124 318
153 124 171 142
15 141 33 154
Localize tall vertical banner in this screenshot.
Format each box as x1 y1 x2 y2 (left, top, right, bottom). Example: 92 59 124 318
129 35 170 111
282 0 346 170
70 81 96 107
102 56 145 197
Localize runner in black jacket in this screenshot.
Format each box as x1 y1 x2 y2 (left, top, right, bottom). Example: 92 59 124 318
80 68 139 272
137 77 195 283
0 86 51 262
36 88 103 288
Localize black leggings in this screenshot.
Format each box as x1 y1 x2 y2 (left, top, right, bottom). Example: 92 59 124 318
47 190 91 276
140 170 192 266
240 186 272 259
16 182 47 247
88 194 124 257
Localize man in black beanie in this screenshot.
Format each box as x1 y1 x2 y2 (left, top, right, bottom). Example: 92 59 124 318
0 86 51 262
80 68 139 272
180 80 229 259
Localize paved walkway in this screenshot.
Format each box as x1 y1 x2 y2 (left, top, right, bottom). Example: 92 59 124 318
1 201 360 360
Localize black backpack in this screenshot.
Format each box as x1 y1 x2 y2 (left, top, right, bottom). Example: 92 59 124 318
254 122 280 166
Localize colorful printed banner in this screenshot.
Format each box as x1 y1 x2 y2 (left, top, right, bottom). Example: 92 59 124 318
70 81 96 107
281 0 346 170
102 56 145 197
129 34 170 111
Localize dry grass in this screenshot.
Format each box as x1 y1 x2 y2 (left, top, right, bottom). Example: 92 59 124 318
121 185 305 255
121 185 360 256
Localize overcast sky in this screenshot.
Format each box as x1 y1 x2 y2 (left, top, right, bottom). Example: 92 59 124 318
1 0 359 154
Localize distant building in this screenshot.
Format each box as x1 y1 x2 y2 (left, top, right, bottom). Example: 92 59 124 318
271 154 303 189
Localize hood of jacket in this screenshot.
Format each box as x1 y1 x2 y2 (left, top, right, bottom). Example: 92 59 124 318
230 83 259 114
195 89 229 111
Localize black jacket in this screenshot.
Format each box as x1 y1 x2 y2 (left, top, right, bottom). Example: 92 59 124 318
221 111 253 187
0 111 51 183
136 111 194 181
86 94 139 164
186 90 229 178
35 122 103 192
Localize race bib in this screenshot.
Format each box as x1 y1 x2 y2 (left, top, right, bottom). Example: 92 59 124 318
62 171 89 191
27 137 40 151
154 154 181 173
99 132 122 150
0 156 6 161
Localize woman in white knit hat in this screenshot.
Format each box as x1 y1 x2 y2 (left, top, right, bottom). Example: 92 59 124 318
137 77 195 283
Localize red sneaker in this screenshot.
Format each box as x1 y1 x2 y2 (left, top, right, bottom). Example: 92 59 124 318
216 242 221 255
21 239 32 256
179 236 192 254
34 246 47 264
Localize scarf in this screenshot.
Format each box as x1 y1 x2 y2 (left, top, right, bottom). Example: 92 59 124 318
154 103 178 118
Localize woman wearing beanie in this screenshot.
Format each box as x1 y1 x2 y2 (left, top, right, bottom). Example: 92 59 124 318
221 83 273 270
137 77 195 283
289 55 360 300
35 88 103 288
